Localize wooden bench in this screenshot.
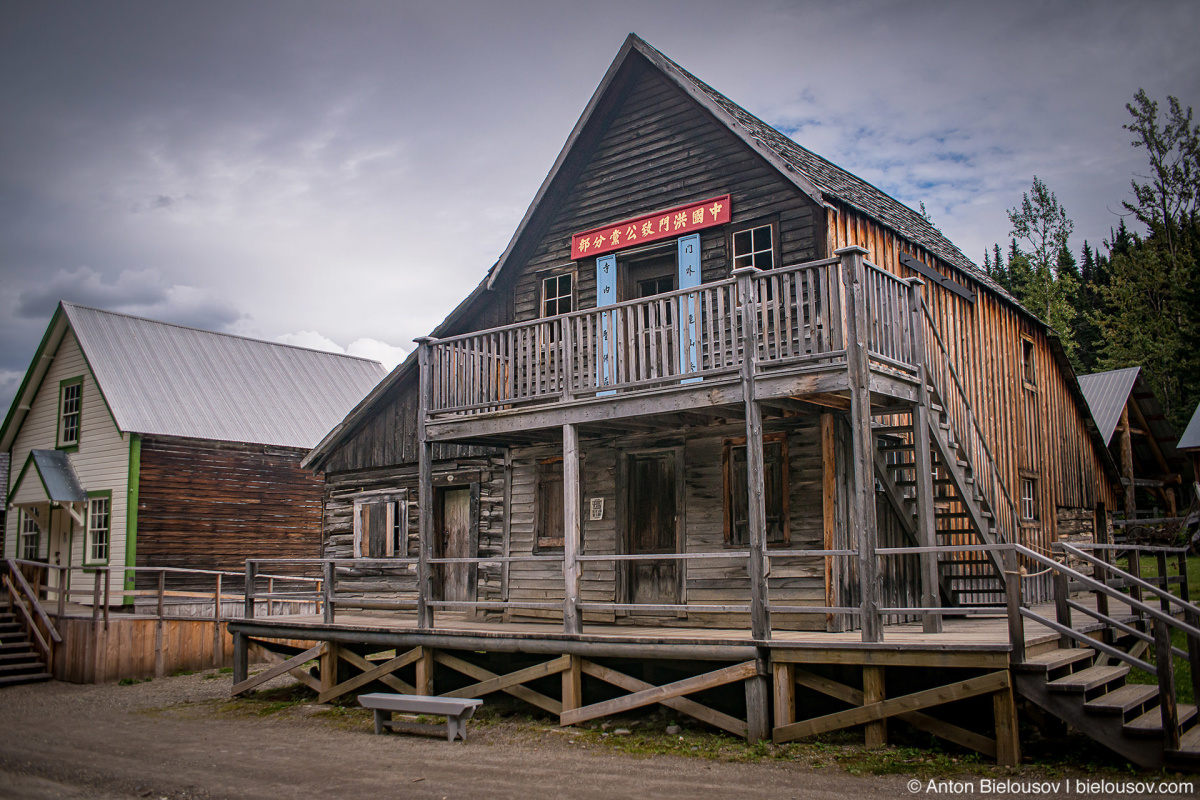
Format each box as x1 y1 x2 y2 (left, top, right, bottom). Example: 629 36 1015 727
358 693 483 742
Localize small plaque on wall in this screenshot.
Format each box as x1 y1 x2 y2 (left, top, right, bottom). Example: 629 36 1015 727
589 497 604 521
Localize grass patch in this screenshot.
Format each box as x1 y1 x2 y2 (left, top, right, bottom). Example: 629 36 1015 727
1117 553 1198 704
118 677 152 685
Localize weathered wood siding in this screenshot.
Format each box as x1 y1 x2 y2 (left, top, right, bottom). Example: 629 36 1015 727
826 203 1118 556
504 63 821 323
4 330 129 601
136 436 323 583
321 457 505 608
505 417 839 631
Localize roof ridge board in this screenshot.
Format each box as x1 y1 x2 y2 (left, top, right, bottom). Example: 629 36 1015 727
60 302 386 367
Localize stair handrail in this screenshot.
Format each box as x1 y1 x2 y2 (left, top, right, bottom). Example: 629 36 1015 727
1006 542 1199 751
4 558 61 644
921 299 1019 544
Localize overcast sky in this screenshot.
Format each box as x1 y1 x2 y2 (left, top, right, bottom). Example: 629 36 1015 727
2 0 1198 417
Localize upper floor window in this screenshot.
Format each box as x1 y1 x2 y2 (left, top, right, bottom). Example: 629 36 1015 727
1021 338 1036 388
542 273 574 317
58 379 82 448
20 511 40 561
86 495 111 564
733 224 774 271
1020 477 1037 522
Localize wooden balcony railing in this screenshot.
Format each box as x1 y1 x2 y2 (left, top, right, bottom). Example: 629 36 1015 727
426 253 919 419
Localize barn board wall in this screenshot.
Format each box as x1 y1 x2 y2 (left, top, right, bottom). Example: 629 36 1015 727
826 202 1118 556
136 436 323 585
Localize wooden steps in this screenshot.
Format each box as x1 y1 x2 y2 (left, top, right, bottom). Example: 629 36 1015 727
1084 683 1160 717
0 601 50 689
1046 664 1130 693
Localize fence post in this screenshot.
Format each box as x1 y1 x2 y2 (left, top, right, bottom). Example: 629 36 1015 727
1154 619 1181 751
1053 568 1072 649
562 422 582 635
1004 548 1026 664
244 561 257 620
323 560 335 624
415 336 436 629
155 570 165 677
1128 549 1144 621
836 245 881 643
213 573 222 668
560 316 574 402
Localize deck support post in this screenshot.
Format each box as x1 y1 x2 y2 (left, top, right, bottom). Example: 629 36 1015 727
232 630 248 686
320 641 340 698
1119 404 1136 521
416 646 435 696
733 266 771 642
992 684 1021 766
772 661 795 728
562 655 583 713
837 245 882 643
243 561 257 620
563 423 582 635
906 279 941 634
416 336 435 629
1003 548 1026 665
862 665 886 746
744 656 770 743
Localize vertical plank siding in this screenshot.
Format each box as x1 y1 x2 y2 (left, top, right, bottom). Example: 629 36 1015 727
826 203 1118 552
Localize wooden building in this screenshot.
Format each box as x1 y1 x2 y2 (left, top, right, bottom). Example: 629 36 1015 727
227 35 1200 768
2 302 386 603
1079 367 1192 521
305 34 1119 636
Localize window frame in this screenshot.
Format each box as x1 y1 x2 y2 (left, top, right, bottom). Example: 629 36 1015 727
540 269 577 318
352 489 410 559
1020 337 1037 390
729 218 779 273
534 457 566 553
57 377 83 450
84 491 112 566
722 431 790 547
20 510 41 561
1019 476 1038 523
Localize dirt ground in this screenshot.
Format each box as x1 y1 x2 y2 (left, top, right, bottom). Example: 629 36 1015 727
0 668 1191 800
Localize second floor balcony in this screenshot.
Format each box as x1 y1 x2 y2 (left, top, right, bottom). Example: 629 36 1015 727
419 248 924 444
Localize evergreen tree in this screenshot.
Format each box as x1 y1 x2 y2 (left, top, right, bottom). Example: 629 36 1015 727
1008 177 1077 356
1074 241 1107 374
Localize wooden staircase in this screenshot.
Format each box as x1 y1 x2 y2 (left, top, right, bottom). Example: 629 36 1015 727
872 381 1007 608
1014 642 1200 768
0 595 52 687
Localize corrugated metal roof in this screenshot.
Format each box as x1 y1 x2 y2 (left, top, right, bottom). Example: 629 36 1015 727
1078 367 1141 445
62 303 386 449
29 449 87 502
1179 403 1200 452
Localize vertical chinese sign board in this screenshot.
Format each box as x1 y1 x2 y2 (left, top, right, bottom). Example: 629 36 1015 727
575 195 730 395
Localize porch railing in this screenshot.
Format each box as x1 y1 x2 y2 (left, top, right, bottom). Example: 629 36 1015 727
427 254 924 418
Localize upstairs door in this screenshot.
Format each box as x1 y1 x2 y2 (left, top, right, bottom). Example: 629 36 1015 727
436 488 472 603
625 450 681 608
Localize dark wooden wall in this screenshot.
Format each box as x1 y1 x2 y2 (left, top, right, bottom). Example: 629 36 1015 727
136 436 323 578
504 63 821 323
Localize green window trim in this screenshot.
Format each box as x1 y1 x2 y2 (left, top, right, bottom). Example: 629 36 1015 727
83 490 112 567
19 509 42 561
124 433 139 604
56 376 84 451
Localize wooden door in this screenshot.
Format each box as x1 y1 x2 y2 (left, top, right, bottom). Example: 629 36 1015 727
437 488 472 602
626 451 679 607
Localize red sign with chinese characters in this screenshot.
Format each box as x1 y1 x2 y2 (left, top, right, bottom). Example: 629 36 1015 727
571 195 731 260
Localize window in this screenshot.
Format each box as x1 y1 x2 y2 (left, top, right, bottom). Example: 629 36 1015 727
1021 338 1036 388
535 459 564 551
1020 477 1037 522
733 224 774 271
723 433 789 546
58 379 82 448
542 273 574 317
20 511 40 561
353 492 408 558
86 495 110 564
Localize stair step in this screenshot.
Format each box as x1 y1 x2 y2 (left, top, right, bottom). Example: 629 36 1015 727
1125 704 1197 737
1018 647 1096 673
0 671 51 687
1047 664 1130 693
1084 683 1161 716
0 660 45 675
1170 725 1200 761
872 425 914 435
0 650 38 663
877 443 914 452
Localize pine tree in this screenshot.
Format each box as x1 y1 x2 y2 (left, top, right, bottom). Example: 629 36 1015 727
1008 177 1077 356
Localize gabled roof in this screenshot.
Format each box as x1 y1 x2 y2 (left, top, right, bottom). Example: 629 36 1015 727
1178 403 1200 453
1 303 387 451
485 33 1004 300
1078 367 1142 445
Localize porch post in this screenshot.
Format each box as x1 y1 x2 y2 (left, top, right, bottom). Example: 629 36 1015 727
562 422 582 635
416 336 436 629
733 266 771 641
836 245 882 643
906 278 942 634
